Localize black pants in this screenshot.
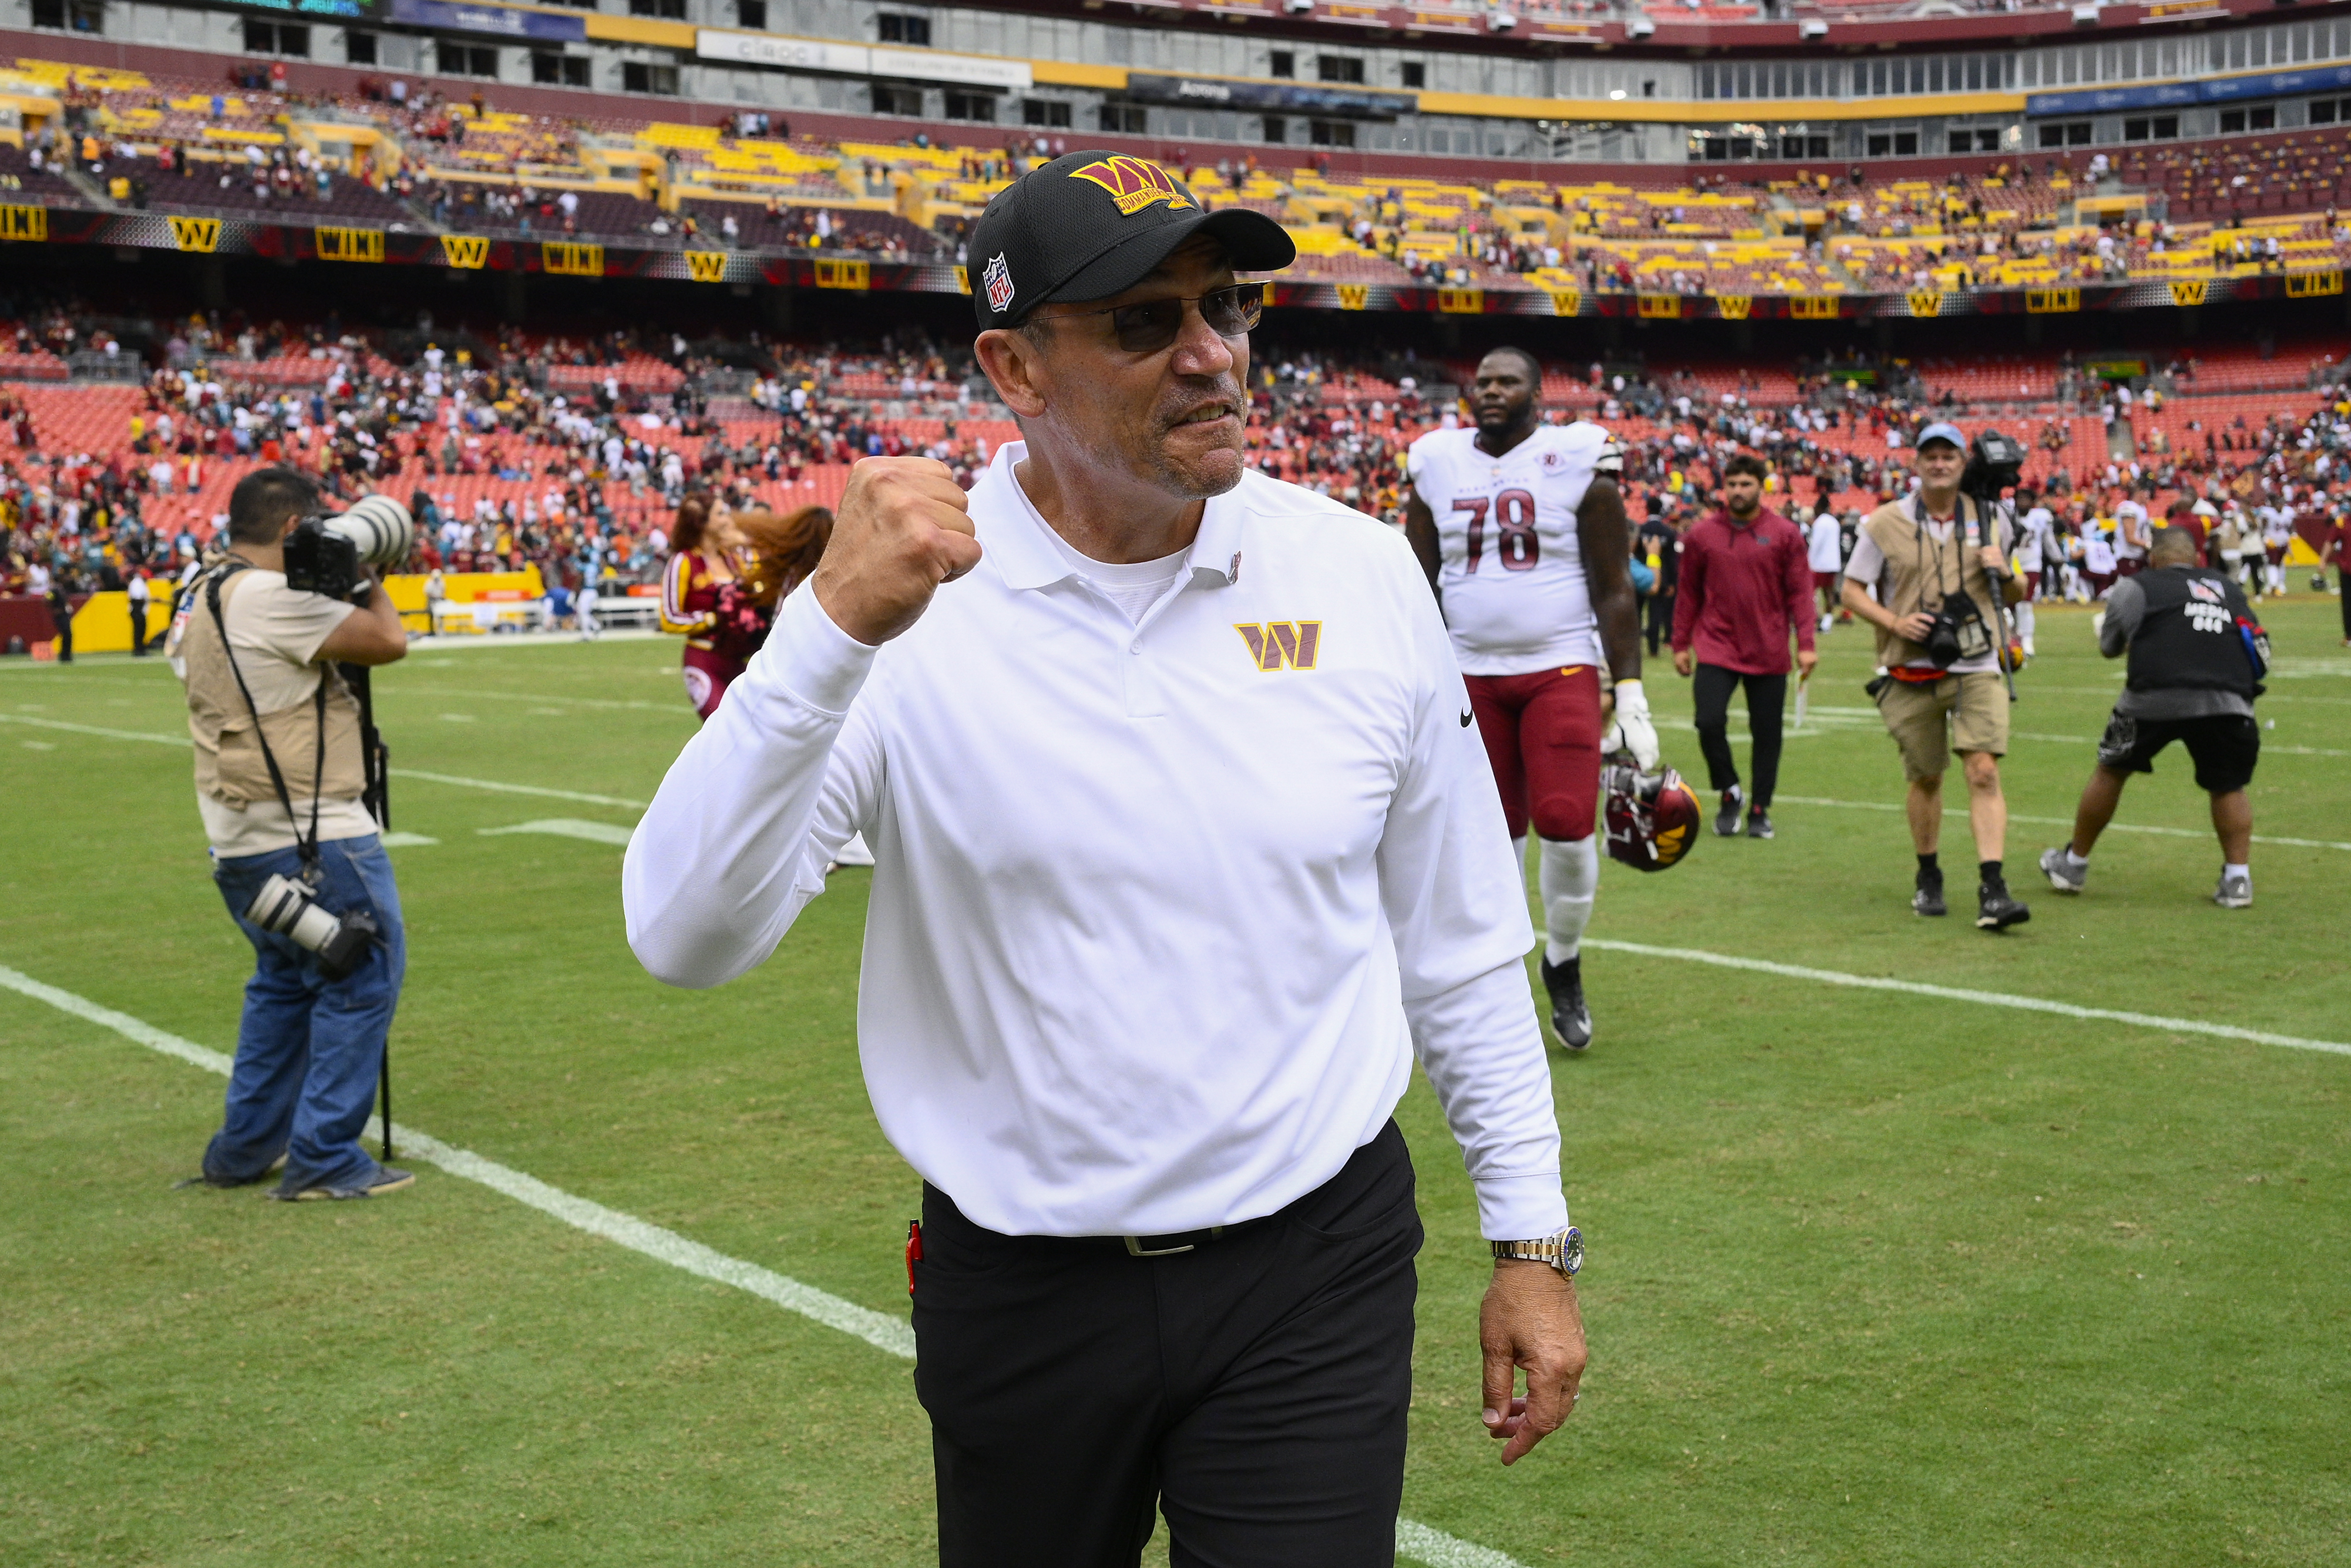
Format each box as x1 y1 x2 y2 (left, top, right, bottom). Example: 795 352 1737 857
913 1121 1422 1568
1692 663 1788 808
129 602 149 656
1642 589 1673 655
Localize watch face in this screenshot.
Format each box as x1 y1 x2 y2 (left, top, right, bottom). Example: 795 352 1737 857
1561 1226 1584 1274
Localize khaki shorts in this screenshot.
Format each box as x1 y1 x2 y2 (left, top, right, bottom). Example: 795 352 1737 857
1875 670 2009 781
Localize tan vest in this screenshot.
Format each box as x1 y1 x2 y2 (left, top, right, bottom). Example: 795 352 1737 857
1858 493 2001 670
172 567 366 813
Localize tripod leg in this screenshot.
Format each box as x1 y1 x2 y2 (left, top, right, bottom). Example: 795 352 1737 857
379 1047 394 1162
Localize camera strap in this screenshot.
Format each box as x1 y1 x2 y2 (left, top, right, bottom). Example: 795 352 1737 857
205 561 327 875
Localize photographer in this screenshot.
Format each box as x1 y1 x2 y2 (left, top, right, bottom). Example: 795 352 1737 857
168 469 413 1201
2039 528 2268 908
1841 423 2031 931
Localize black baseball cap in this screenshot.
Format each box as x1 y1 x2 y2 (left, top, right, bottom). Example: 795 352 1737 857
969 150 1295 330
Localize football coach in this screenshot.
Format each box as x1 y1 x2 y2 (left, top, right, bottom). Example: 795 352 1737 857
624 152 1584 1566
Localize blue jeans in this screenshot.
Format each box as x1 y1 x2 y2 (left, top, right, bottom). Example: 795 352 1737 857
205 834 406 1192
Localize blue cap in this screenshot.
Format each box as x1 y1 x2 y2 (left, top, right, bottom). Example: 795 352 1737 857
1916 421 1966 451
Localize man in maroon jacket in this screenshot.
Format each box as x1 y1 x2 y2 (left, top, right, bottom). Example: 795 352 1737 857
1670 454 1818 839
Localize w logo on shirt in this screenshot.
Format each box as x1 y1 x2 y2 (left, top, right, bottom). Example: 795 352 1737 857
1234 621 1321 672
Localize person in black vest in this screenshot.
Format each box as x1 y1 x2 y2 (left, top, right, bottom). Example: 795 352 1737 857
46 574 74 664
2038 527 2268 909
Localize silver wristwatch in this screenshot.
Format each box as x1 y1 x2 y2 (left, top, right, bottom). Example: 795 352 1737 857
1491 1226 1582 1277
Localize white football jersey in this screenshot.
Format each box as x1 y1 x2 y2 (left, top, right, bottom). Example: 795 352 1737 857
2018 507 2054 570
1406 421 1614 675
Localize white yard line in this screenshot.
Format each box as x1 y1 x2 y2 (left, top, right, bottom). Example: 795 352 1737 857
0 964 1523 1568
478 819 635 846
1579 940 2351 1058
0 715 651 811
1772 794 2351 854
387 684 687 714
0 712 189 747
395 771 648 811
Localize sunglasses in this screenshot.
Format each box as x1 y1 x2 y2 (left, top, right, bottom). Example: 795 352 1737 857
1050 282 1264 355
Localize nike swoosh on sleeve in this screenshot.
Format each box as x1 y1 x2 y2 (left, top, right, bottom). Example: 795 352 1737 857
1460 710 1474 727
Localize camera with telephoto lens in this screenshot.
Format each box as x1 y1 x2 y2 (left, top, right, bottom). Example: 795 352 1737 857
245 873 380 981
1959 429 2026 504
282 495 416 603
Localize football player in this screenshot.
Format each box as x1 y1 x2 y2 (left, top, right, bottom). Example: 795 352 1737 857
1404 346 1654 1052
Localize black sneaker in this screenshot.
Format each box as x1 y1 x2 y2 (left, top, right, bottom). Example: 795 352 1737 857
1913 872 1947 917
1976 883 2031 931
176 1153 287 1192
1745 808 1773 840
1539 954 1592 1052
1714 786 1744 837
268 1164 416 1202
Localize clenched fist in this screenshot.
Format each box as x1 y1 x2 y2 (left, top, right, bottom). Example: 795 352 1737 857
810 457 982 646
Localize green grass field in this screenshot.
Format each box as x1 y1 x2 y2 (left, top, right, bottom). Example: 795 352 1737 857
3 596 2347 1568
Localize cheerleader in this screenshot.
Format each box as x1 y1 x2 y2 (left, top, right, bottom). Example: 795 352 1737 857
659 493 762 721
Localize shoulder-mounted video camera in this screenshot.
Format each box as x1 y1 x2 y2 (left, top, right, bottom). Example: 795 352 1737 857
283 495 416 603
1958 429 2026 506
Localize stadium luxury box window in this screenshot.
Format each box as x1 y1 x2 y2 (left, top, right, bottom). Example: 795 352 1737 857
533 52 591 86
1023 99 1071 128
622 60 679 94
873 83 924 115
436 42 499 77
944 89 996 122
244 19 310 56
2037 121 2095 148
1100 103 1148 133
878 12 931 45
736 0 766 28
344 28 376 63
629 0 688 16
30 0 104 32
1400 62 1425 89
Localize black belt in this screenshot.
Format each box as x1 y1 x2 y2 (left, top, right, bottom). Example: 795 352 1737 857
1100 1212 1275 1257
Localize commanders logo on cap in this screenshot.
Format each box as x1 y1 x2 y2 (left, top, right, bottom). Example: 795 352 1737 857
1066 155 1194 217
982 253 1015 314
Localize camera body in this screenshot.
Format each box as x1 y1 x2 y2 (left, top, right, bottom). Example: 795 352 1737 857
282 495 416 603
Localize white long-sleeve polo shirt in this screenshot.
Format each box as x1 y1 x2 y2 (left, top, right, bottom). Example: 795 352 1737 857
623 443 1567 1242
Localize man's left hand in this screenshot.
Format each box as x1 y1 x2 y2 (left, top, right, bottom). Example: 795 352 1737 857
1603 679 1660 771
1797 647 1818 680
1479 1261 1587 1466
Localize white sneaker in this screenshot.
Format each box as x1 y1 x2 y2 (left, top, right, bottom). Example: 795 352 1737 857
1817 613 1833 632
2214 870 2252 909
830 831 876 869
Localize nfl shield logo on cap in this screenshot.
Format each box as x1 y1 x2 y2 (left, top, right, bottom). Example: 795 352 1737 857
982 254 1015 315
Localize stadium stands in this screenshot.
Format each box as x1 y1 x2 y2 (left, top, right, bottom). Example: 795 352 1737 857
10 45 2351 306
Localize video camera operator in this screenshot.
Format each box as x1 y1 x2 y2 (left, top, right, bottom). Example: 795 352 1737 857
166 468 413 1201
1841 423 2031 931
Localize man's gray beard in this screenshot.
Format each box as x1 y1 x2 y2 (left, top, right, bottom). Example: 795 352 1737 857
1143 381 1247 499
1144 447 1244 500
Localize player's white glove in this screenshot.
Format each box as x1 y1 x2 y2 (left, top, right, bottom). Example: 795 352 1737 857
1606 679 1660 772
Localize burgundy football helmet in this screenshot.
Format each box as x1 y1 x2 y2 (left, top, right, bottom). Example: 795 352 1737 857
1602 758 1701 873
